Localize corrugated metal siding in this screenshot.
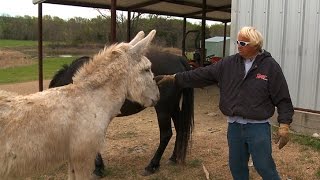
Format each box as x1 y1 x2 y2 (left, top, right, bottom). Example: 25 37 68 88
230 0 320 111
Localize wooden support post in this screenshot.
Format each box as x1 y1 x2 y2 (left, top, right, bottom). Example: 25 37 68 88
38 3 43 91
110 0 117 43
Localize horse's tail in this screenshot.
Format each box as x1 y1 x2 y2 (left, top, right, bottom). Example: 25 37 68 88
176 56 194 163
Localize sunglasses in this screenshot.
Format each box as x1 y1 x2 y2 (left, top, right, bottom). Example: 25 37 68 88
236 40 250 47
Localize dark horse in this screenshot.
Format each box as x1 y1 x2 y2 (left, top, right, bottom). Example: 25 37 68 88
49 48 194 176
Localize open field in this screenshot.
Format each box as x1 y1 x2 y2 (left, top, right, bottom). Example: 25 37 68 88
0 54 75 84
0 39 39 48
0 40 100 84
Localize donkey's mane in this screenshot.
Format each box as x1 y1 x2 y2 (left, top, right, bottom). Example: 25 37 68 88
0 90 18 100
73 42 130 88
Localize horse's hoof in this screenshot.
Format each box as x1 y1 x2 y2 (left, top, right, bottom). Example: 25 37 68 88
166 159 177 165
141 167 158 176
141 169 154 176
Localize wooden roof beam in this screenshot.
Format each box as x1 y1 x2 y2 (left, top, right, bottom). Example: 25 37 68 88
159 0 229 10
184 5 231 17
127 0 161 10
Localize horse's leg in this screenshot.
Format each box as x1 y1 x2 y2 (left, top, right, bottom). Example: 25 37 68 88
143 108 173 176
168 106 180 164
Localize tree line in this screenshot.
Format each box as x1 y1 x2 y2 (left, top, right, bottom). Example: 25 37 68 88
0 15 230 49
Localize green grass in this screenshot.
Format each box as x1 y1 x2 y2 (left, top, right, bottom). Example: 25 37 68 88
0 39 52 48
316 167 320 178
0 57 75 84
0 39 39 48
291 133 320 151
188 158 202 168
272 126 320 151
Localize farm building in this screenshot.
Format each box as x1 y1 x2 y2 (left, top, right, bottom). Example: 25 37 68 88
205 36 230 58
230 0 320 135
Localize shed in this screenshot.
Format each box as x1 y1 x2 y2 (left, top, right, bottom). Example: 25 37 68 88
205 36 230 57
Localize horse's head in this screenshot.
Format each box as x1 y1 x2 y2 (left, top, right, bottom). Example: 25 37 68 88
125 30 160 107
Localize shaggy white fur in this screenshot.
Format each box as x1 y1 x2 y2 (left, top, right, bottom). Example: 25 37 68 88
0 30 159 180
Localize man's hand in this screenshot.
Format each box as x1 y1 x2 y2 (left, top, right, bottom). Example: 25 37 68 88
154 74 175 87
274 123 290 149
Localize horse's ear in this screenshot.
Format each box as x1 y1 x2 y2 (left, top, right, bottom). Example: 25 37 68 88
129 30 156 58
129 31 145 46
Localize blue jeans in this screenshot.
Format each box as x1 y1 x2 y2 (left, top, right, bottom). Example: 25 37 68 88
227 122 280 180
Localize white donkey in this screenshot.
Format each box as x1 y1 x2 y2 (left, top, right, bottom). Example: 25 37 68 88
0 30 159 180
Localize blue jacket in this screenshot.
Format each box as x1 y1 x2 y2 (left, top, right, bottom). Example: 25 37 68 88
175 50 294 124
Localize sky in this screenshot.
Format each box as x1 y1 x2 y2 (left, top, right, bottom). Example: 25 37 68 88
0 0 102 19
0 0 214 25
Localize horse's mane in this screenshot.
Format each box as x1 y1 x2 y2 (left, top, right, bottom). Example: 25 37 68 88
48 64 70 88
49 56 91 88
73 43 130 88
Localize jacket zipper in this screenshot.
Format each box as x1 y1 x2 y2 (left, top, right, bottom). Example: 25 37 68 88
244 64 258 80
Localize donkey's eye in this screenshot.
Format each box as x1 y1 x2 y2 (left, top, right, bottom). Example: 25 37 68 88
144 68 151 73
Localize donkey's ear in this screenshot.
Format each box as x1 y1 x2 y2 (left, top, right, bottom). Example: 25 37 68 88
129 31 145 46
129 30 156 57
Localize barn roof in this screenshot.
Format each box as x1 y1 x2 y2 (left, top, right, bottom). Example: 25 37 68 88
32 0 231 23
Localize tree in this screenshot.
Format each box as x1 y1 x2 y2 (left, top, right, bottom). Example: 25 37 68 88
0 14 229 50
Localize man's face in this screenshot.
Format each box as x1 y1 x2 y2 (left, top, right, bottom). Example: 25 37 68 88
237 34 258 59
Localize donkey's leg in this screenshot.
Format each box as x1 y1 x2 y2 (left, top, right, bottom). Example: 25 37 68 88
143 108 172 176
70 133 103 180
72 152 98 180
93 152 106 177
68 162 76 180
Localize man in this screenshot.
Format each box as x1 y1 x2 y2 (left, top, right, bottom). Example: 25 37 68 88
155 26 294 180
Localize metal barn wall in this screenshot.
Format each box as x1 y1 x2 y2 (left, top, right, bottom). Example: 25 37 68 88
230 0 320 111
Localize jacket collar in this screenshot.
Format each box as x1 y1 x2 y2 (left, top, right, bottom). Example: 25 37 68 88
236 49 271 64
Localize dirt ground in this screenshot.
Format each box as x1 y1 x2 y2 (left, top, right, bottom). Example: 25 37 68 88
0 81 320 180
0 49 35 68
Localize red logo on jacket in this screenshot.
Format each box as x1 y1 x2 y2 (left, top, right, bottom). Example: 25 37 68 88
256 73 268 81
